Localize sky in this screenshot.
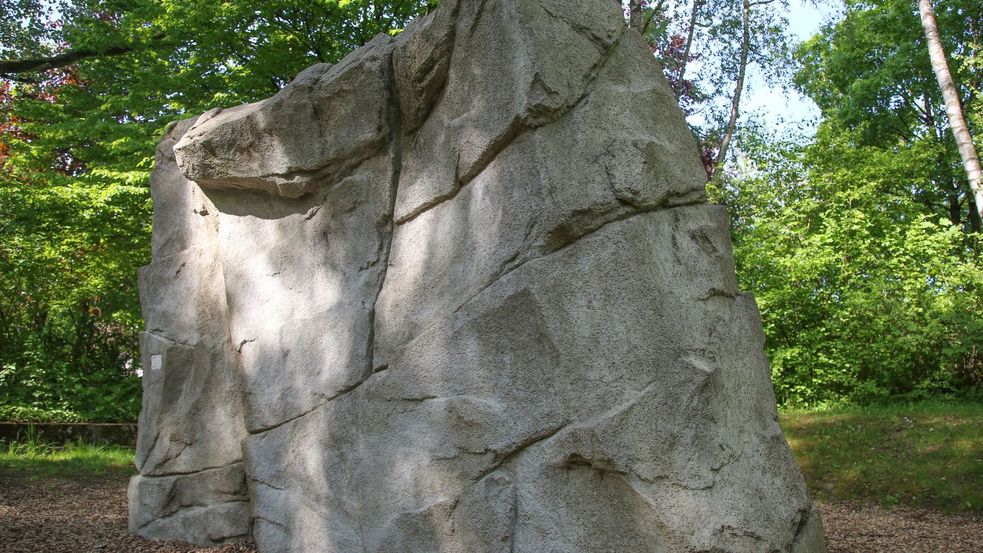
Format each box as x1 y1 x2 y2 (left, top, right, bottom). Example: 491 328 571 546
741 0 843 134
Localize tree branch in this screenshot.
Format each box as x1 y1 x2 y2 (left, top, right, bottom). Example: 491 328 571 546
712 0 751 181
675 0 703 96
641 0 666 35
0 45 135 76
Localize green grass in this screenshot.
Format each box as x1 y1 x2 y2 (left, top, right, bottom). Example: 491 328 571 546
781 400 983 513
1 401 979 513
0 428 135 479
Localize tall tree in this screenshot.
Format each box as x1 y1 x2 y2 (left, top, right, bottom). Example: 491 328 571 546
623 0 793 179
918 0 983 221
712 0 752 181
797 0 982 232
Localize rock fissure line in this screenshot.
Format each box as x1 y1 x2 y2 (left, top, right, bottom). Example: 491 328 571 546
350 52 406 553
464 0 491 38
366 51 405 374
539 4 623 52
138 429 161 471
235 338 256 353
543 193 708 253
508 487 519 553
246 394 331 435
253 514 290 533
787 508 814 553
162 439 192 466
249 135 387 194
470 422 570 485
562 453 630 477
700 288 738 302
247 328 402 437
135 499 251 532
394 25 627 227
392 116 527 226
451 196 708 321
250 478 286 492
138 459 245 479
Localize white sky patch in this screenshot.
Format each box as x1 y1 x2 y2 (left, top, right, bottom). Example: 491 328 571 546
742 0 843 134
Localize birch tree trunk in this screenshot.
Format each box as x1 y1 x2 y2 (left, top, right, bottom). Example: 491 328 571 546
627 0 646 31
918 0 983 222
676 0 703 93
712 0 751 181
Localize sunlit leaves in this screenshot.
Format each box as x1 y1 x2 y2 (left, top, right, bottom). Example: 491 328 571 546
726 126 983 406
794 0 982 230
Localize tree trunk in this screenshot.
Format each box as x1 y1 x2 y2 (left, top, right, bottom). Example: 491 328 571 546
675 0 703 95
918 0 983 223
0 45 134 75
628 0 646 31
969 197 982 232
712 0 751 181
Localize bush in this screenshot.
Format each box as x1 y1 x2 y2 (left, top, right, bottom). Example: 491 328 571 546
720 131 983 406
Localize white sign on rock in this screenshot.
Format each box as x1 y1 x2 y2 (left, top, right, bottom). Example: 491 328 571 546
129 1 826 551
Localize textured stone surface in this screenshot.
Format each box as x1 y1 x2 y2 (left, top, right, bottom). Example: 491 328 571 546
132 0 825 551
128 463 250 545
131 118 250 546
173 35 394 199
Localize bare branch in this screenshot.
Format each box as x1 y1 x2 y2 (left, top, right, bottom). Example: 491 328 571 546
0 33 167 78
675 0 703 96
0 45 134 76
712 0 752 180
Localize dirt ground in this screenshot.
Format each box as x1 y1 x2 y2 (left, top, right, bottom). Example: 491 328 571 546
819 500 983 553
0 473 252 553
1 473 981 552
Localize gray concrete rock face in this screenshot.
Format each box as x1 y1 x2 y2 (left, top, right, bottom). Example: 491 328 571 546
131 1 825 551
130 118 251 545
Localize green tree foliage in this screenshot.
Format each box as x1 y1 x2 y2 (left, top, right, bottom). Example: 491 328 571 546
722 127 982 406
713 0 983 406
0 0 435 421
796 0 982 231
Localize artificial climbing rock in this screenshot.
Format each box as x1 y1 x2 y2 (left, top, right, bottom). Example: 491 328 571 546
131 1 825 551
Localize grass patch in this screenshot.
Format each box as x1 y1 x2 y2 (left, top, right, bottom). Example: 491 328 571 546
2 402 979 513
0 428 135 479
781 400 983 513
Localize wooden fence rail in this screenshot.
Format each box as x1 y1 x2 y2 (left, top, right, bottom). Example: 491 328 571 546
0 422 137 446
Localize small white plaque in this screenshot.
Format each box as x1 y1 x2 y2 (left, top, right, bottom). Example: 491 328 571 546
151 354 163 371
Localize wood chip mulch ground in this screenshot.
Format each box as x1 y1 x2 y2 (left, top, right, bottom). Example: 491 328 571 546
1 473 981 552
820 500 983 553
0 473 252 553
